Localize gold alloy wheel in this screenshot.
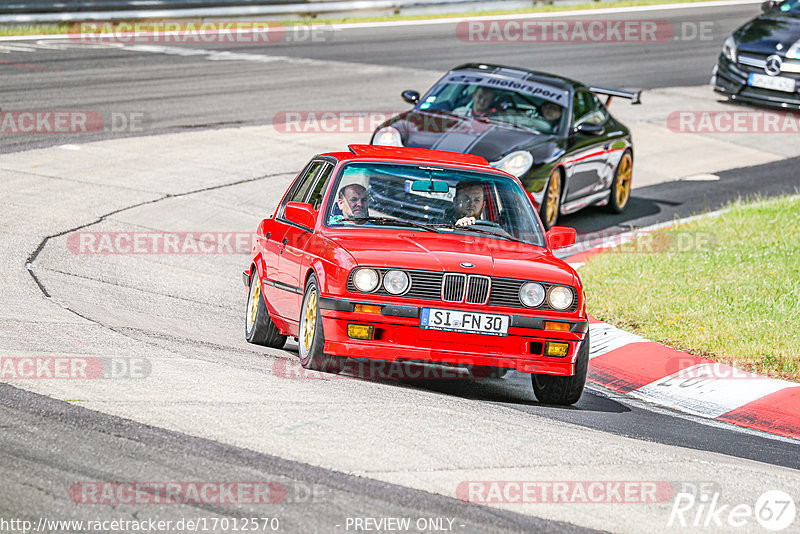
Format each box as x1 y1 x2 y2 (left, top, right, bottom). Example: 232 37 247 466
247 274 261 332
301 288 318 352
615 153 633 209
545 170 561 227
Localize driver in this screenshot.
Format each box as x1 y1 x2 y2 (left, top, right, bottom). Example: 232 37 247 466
333 184 369 221
454 86 496 118
452 181 486 226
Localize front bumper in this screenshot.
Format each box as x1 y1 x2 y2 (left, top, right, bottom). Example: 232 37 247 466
319 297 587 376
713 56 800 110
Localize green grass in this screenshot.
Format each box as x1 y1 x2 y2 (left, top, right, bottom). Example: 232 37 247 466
0 0 721 37
581 195 800 381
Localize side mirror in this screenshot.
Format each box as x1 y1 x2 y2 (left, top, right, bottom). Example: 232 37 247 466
547 226 577 250
761 0 776 11
256 218 270 238
575 122 605 135
402 90 420 105
284 201 316 230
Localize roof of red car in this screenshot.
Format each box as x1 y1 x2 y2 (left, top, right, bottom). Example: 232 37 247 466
322 144 494 170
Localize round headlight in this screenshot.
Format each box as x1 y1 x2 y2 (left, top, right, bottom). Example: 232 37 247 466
519 282 546 308
353 268 379 292
383 270 410 295
548 286 574 310
492 151 534 178
372 126 403 147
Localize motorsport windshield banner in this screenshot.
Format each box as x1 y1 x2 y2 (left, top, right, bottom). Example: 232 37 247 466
443 73 569 105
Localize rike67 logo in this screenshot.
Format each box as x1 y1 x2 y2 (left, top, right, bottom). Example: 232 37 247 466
669 483 796 531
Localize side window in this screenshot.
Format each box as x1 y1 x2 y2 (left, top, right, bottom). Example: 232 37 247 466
572 90 608 126
307 163 334 210
289 161 324 203
278 161 323 219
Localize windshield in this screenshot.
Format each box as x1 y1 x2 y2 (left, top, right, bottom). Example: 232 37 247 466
416 77 568 135
325 162 546 247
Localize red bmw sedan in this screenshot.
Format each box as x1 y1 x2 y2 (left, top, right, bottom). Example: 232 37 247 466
244 144 589 404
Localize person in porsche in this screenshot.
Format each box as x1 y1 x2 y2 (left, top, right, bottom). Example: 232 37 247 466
453 86 497 118
244 145 589 405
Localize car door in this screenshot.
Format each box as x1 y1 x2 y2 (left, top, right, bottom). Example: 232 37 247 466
274 161 335 322
564 89 610 202
265 160 326 321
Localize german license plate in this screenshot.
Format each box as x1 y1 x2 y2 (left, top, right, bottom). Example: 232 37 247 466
748 73 795 93
420 308 509 336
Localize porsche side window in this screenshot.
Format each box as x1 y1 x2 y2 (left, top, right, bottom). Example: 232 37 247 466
307 163 334 210
573 90 608 126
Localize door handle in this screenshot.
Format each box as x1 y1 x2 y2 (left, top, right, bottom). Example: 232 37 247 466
282 237 288 245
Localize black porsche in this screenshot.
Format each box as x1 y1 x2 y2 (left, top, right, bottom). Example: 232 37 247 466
712 0 800 109
370 63 641 228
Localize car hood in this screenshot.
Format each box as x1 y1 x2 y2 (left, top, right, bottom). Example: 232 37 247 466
734 14 800 54
389 110 556 162
331 231 576 287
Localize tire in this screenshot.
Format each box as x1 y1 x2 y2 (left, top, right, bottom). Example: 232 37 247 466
539 168 562 230
298 274 343 374
245 268 287 348
531 331 590 405
607 150 633 213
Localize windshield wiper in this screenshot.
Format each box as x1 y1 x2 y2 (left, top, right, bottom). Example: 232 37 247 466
432 223 531 244
350 216 439 232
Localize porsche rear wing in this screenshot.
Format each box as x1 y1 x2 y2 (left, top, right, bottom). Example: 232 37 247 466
589 86 642 106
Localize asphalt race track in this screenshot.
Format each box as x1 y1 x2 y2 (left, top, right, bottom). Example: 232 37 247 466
1 1 799 533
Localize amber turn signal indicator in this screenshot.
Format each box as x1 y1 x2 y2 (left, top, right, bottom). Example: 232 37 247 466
354 304 382 314
544 321 570 332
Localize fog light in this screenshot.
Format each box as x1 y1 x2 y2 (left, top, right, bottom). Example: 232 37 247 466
347 324 374 340
545 341 569 358
544 321 570 332
354 304 381 314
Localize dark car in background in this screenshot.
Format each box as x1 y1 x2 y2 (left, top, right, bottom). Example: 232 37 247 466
712 0 800 109
371 63 641 229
